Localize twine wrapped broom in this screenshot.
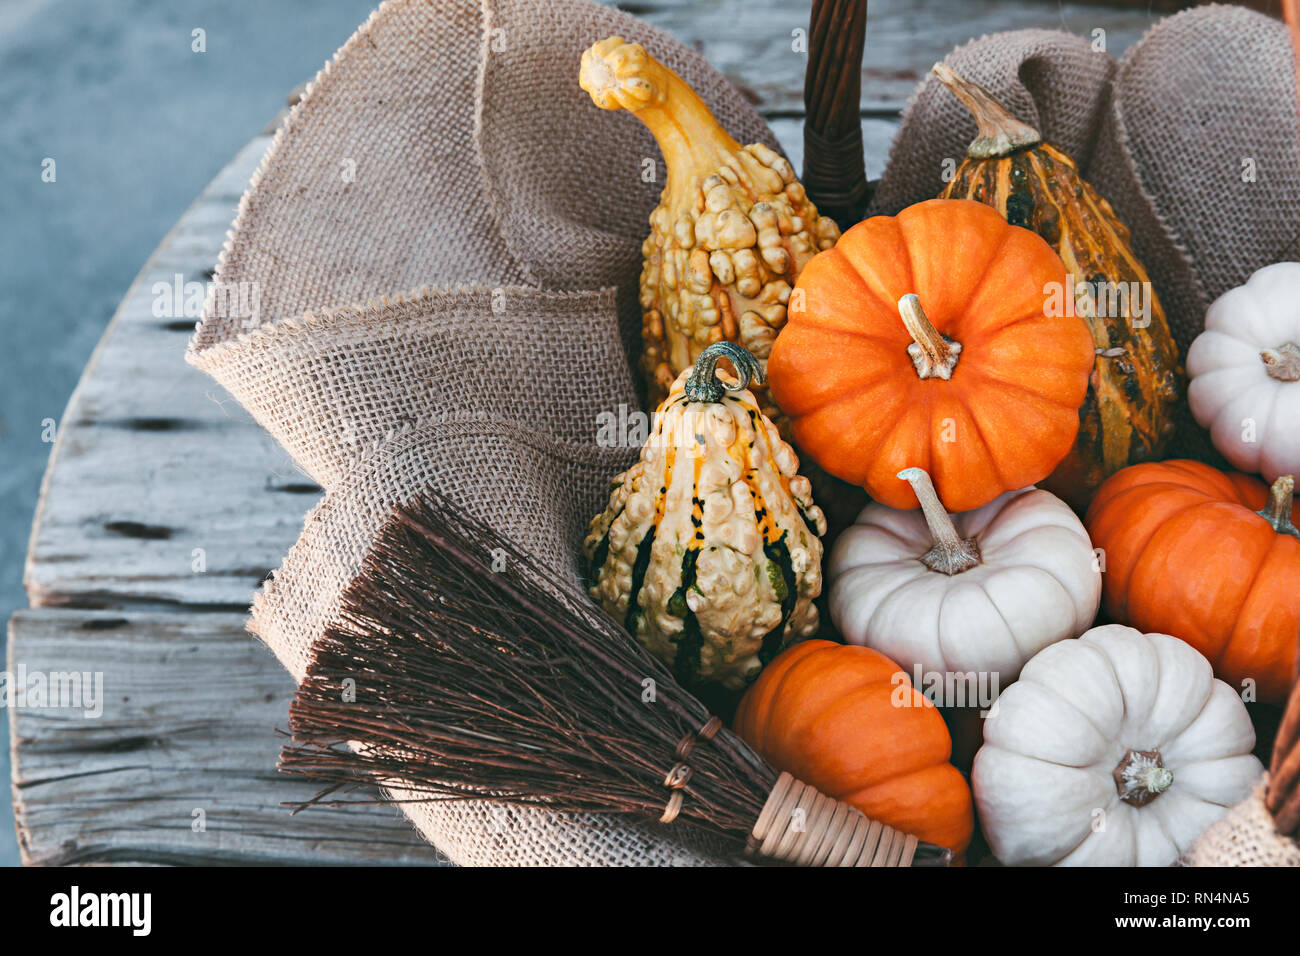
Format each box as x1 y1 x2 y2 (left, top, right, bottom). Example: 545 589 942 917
279 495 953 867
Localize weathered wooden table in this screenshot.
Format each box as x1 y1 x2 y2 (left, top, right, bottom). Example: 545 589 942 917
9 0 1164 865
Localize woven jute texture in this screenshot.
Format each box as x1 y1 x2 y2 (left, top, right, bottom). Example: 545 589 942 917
188 0 779 866
189 0 777 491
870 4 1300 363
1179 776 1300 867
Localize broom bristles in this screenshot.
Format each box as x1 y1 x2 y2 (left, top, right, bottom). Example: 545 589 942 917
279 495 952 865
281 496 775 840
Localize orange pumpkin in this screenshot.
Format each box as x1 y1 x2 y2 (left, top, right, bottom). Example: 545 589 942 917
1085 460 1300 703
768 198 1095 512
733 639 974 854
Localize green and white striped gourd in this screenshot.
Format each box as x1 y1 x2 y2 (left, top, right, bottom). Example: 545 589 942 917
584 342 826 689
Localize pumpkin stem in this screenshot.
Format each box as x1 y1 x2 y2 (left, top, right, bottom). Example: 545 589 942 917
898 294 961 380
685 341 764 403
1261 342 1300 382
897 467 981 575
1113 749 1173 807
931 63 1042 159
1258 475 1300 539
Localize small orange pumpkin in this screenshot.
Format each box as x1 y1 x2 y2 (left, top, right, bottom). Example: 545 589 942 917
733 639 974 854
1085 460 1300 703
768 198 1095 512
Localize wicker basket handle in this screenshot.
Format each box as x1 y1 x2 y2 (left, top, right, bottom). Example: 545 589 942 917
801 0 869 229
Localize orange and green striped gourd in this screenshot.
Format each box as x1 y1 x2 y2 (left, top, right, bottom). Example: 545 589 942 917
584 342 826 689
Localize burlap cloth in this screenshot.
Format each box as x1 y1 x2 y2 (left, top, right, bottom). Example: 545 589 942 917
1179 775 1300 867
188 0 1298 865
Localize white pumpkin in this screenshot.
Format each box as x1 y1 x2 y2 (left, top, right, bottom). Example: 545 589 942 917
1188 261 1300 481
973 625 1264 866
827 467 1100 688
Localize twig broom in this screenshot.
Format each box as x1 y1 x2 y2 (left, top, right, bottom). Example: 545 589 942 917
279 496 954 866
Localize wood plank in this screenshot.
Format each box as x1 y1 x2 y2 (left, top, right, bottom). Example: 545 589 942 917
23 135 312 612
632 0 1159 114
8 609 447 866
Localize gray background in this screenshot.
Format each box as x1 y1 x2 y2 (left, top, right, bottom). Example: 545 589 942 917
0 0 377 867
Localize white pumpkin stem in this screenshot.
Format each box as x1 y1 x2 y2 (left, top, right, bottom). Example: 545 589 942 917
1261 342 1300 382
1113 749 1173 807
931 63 1042 159
897 467 981 575
1258 475 1299 539
898 294 961 380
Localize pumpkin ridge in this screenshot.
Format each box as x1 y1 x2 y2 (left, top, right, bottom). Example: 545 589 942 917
1227 530 1300 677
775 352 906 419
959 306 1078 344
949 387 1010 491
1067 641 1133 747
1131 505 1276 668
996 564 1080 660
857 392 929 479
832 218 917 320
1094 487 1214 616
957 366 1089 412
809 246 915 337
1019 636 1127 744
896 201 1022 343
994 548 1092 637
838 763 973 849
807 685 949 789
974 494 1078 551
952 211 1023 315
737 639 829 749
862 573 945 666
936 575 1016 666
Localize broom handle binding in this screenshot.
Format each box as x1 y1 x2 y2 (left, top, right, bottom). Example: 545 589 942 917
659 716 723 823
747 771 923 866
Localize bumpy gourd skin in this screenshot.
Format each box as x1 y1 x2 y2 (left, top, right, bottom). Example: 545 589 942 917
584 367 826 689
579 37 840 422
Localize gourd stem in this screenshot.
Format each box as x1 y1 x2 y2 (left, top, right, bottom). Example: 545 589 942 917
897 467 981 575
1261 342 1300 382
931 63 1042 159
579 39 742 204
685 341 764 403
898 294 961 380
1258 475 1300 539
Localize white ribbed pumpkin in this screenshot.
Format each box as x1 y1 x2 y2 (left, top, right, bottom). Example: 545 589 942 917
973 625 1264 866
828 467 1100 686
1188 261 1300 481
584 343 825 689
